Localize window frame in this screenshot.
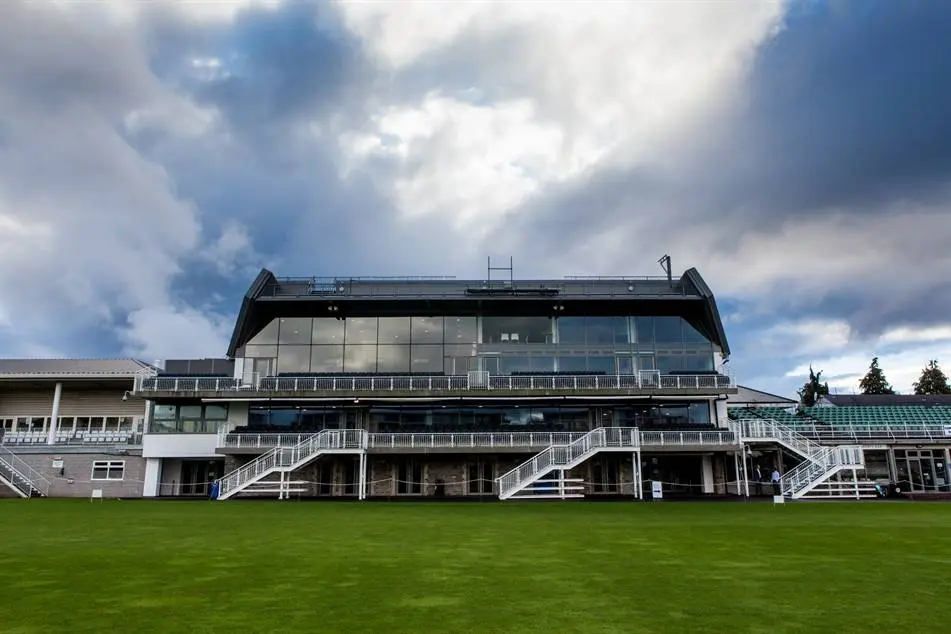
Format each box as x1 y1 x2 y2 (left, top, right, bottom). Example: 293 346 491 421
91 460 125 481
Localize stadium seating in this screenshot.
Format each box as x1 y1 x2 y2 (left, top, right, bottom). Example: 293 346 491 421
730 405 951 429
0 429 137 445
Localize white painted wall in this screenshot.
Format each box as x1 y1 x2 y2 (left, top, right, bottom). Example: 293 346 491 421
142 434 219 458
715 399 729 428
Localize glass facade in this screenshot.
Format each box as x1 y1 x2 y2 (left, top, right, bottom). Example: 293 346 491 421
241 315 716 376
236 403 713 433
150 403 229 433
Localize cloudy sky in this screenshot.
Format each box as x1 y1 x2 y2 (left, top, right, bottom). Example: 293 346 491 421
1 0 949 397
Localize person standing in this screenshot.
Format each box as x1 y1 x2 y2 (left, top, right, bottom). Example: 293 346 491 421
771 467 781 496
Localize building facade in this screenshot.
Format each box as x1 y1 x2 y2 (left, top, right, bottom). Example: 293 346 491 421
134 267 743 500
4 268 950 501
0 359 150 498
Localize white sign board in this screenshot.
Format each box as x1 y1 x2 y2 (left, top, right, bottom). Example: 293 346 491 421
51 459 64 469
651 480 663 500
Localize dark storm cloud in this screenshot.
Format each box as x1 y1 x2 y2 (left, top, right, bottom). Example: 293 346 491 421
492 0 951 339
727 0 951 219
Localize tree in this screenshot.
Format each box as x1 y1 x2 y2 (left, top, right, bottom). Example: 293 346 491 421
913 360 951 395
798 366 830 406
859 357 895 395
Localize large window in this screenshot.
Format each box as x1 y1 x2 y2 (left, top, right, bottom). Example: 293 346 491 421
482 316 552 344
312 318 345 344
411 317 443 343
91 461 125 481
345 318 377 344
614 402 710 428
410 345 443 372
369 405 591 433
247 406 342 432
247 319 280 345
149 404 228 434
278 318 313 345
634 316 712 348
377 317 411 344
310 345 344 372
276 345 311 373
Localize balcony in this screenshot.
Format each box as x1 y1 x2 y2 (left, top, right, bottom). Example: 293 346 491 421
216 428 739 453
136 371 736 399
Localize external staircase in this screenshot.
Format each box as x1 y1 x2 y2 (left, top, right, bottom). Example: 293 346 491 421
217 429 366 500
0 445 51 498
732 418 865 499
497 427 639 500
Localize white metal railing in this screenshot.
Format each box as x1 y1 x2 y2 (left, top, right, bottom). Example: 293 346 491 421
732 419 824 462
497 427 639 500
135 371 735 394
803 423 951 443
0 445 51 497
366 432 583 450
217 429 739 451
216 429 367 500
781 445 864 499
639 430 737 446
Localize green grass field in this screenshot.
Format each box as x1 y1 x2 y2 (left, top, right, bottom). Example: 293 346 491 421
1 500 950 633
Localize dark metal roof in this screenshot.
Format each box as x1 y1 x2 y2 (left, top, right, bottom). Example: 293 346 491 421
226 267 732 357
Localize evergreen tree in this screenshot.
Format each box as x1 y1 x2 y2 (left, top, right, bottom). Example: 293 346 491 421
913 360 951 395
859 357 895 395
797 366 830 406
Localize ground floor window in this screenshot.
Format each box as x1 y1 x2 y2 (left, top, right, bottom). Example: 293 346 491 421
91 461 125 481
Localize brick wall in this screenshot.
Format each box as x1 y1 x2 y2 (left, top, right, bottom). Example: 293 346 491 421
8 451 146 498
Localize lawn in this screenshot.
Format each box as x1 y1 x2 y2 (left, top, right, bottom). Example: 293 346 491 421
1 500 949 633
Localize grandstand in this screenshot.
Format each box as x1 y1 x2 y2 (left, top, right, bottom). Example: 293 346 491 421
0 359 150 498
3 266 950 502
728 393 951 498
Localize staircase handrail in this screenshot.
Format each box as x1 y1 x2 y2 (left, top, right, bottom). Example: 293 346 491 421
732 418 824 462
781 445 864 498
218 429 367 498
0 444 50 496
497 427 638 499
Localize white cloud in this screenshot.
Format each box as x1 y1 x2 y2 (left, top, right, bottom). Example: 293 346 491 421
120 305 232 361
337 1 784 230
340 94 568 227
879 325 951 345
780 322 951 394
199 221 262 279
763 319 853 356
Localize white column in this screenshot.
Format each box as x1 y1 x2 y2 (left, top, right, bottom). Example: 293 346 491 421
702 454 714 494
143 458 161 497
46 382 63 445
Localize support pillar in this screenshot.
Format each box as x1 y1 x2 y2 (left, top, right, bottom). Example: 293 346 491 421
701 454 714 494
358 452 367 500
635 451 644 500
733 452 741 496
143 459 161 497
47 382 63 445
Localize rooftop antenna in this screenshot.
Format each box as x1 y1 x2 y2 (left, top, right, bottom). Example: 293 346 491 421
657 254 672 285
487 256 514 285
